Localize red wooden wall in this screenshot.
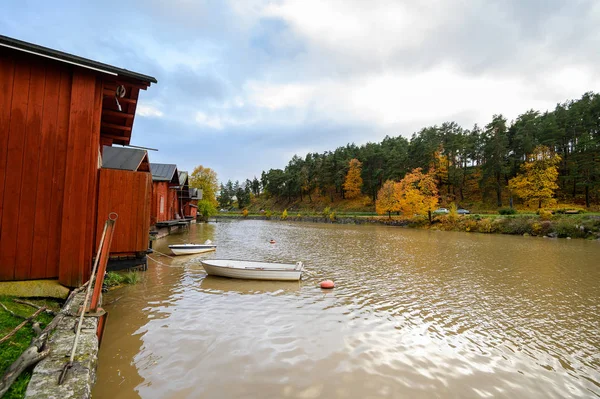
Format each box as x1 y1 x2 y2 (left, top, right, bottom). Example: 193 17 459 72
96 169 152 255
0 51 102 287
151 182 168 224
184 201 198 218
169 187 180 220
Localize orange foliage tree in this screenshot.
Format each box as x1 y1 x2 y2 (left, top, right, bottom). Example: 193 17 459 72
396 168 439 223
376 180 400 218
508 146 561 208
343 158 363 199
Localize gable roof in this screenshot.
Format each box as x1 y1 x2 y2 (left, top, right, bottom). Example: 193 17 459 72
102 146 149 171
178 171 189 186
150 163 179 183
190 188 202 200
0 35 157 85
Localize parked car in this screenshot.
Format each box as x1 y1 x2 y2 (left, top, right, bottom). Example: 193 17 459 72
433 208 449 214
457 208 470 215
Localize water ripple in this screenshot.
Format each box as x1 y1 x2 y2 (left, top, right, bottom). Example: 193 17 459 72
94 221 600 399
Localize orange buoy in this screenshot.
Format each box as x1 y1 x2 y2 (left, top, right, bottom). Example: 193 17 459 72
320 280 335 289
269 239 276 244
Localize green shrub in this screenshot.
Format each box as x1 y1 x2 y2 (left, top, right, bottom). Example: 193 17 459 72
104 272 124 287
281 209 288 220
553 219 586 238
242 209 248 218
265 210 272 219
322 206 331 218
498 207 517 215
496 217 532 235
329 211 336 222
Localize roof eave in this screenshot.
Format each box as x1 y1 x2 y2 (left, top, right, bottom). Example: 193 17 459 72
0 35 157 85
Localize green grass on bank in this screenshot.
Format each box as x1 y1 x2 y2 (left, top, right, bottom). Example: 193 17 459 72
103 271 141 289
0 297 62 399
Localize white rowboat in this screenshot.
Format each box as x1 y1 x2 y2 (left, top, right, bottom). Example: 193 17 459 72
169 243 216 255
201 259 304 281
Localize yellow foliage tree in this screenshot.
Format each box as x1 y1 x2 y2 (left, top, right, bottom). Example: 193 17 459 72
376 180 401 219
189 165 219 207
343 158 363 199
396 168 439 223
508 146 561 209
431 150 449 187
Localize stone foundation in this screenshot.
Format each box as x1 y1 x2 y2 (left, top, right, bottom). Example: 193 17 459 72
25 292 100 399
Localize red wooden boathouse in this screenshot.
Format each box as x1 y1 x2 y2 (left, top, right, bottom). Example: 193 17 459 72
0 35 157 287
97 146 153 270
150 163 180 224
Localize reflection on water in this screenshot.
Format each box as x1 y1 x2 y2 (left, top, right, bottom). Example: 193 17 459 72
94 221 600 398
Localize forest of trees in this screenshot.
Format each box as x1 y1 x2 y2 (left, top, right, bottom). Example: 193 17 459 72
220 92 600 209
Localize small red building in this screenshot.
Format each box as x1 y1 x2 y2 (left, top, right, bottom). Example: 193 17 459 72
0 35 156 287
97 146 152 270
186 188 202 218
150 163 180 224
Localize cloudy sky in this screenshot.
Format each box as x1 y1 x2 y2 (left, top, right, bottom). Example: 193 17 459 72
2 0 599 183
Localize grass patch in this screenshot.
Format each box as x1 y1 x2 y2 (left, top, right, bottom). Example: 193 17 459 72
104 271 141 289
103 271 125 287
0 297 61 399
122 271 140 285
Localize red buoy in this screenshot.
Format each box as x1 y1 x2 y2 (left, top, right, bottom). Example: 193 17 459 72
269 239 276 244
320 280 335 289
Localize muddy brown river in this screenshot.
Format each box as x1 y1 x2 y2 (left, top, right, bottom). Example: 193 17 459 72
92 220 600 398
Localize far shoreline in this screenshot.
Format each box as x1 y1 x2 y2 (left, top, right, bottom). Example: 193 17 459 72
210 213 600 241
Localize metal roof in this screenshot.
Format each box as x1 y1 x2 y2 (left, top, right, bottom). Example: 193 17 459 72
178 171 189 186
102 146 148 171
190 188 203 200
150 163 178 182
0 35 157 84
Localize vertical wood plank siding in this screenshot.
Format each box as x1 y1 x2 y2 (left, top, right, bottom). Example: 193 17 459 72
0 56 32 280
151 182 169 223
59 69 101 287
0 53 102 286
96 169 152 254
0 52 16 280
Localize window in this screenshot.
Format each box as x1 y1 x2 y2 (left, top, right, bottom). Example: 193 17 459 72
160 196 164 213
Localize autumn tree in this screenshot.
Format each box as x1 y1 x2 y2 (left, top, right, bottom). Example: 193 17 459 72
376 180 400 219
508 146 561 208
396 168 439 223
343 158 363 199
189 165 219 207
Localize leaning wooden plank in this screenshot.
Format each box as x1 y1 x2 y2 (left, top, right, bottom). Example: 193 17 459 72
0 307 46 345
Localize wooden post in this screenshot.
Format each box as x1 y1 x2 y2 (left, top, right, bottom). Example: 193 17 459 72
89 213 117 312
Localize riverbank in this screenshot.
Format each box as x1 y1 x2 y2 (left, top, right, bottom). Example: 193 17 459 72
214 213 600 239
0 297 61 398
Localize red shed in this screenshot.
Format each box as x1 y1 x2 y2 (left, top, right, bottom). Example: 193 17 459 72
97 146 152 270
0 35 156 287
149 163 179 224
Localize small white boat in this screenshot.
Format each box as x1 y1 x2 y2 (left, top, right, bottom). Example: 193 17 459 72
201 259 304 281
169 240 216 255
